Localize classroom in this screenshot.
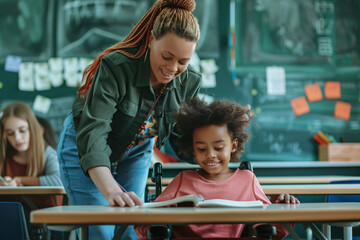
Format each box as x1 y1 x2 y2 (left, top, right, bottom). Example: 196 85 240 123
1 0 360 240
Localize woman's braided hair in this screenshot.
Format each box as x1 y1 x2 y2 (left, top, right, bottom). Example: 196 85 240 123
78 0 200 100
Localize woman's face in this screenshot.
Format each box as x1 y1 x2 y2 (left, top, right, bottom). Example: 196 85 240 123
148 32 196 90
3 116 30 152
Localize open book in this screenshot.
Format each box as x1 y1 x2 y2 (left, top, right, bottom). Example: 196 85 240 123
140 194 264 208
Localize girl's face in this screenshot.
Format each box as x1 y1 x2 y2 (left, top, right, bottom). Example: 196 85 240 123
148 32 196 90
192 124 238 181
3 116 30 153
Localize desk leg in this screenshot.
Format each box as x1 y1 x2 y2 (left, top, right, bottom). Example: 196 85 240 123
22 195 37 210
306 223 328 240
80 226 88 240
113 224 129 240
283 223 301 240
344 226 352 240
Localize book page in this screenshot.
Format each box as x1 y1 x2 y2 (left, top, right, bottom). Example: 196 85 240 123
140 195 204 208
198 199 263 208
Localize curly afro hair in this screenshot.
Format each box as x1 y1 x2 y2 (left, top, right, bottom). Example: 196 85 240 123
173 97 254 162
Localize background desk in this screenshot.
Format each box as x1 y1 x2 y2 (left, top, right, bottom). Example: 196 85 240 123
152 162 360 178
148 176 360 186
262 184 360 195
0 186 66 209
0 186 66 195
147 184 360 196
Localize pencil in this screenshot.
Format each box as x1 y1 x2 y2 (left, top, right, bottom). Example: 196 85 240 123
317 131 332 144
313 134 326 146
0 176 8 186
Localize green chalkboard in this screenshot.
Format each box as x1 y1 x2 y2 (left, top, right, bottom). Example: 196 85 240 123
243 76 360 161
235 0 360 72
56 0 219 59
209 0 360 162
0 0 54 63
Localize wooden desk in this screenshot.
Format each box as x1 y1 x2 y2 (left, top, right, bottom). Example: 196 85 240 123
0 186 66 195
31 202 360 224
152 162 360 178
147 184 360 196
31 203 360 240
258 176 360 184
0 186 66 209
262 184 360 195
147 176 360 186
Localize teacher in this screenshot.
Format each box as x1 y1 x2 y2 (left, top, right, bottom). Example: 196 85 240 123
57 0 201 239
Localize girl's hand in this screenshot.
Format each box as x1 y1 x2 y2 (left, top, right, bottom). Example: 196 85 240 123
12 177 23 186
3 176 19 186
107 190 144 207
270 194 300 204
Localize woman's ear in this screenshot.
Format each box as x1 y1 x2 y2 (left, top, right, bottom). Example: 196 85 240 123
231 138 238 153
148 30 154 48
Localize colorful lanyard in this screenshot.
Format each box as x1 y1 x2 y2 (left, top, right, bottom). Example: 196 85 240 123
111 84 167 175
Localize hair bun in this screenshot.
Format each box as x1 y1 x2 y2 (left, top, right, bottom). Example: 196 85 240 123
162 0 196 12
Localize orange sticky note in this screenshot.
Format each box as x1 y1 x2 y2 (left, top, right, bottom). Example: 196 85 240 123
334 101 351 120
304 83 323 102
290 96 310 116
324 81 341 99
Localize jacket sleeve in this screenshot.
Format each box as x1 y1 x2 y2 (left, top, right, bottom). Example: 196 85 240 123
76 55 125 175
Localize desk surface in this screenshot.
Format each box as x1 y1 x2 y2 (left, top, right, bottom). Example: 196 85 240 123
0 186 66 195
148 184 360 195
262 184 360 195
148 176 360 185
31 202 360 225
157 162 360 169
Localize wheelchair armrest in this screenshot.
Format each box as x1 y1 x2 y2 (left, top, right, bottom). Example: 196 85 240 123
239 161 254 173
151 162 163 198
241 223 277 240
254 224 277 239
147 225 171 240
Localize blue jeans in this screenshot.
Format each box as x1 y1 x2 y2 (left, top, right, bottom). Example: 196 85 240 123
57 112 153 240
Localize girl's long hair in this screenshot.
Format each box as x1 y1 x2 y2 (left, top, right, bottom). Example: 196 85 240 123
0 102 45 177
78 0 200 101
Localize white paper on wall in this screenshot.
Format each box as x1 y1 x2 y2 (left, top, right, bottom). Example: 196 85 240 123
266 66 286 95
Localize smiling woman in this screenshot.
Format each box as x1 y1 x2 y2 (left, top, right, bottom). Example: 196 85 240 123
56 0 201 239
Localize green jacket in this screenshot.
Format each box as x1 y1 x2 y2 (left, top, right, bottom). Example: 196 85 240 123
72 51 201 175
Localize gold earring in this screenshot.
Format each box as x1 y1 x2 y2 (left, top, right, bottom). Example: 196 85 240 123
144 48 149 63
180 68 189 87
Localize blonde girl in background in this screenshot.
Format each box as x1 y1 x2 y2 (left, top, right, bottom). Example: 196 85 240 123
0 102 62 208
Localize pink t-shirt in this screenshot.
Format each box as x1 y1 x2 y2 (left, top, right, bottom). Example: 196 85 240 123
135 168 290 239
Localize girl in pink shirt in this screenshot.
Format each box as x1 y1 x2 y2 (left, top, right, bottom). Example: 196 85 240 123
136 97 299 239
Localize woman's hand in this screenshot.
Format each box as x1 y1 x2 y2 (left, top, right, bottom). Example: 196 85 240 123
88 166 144 207
107 190 144 207
270 194 300 204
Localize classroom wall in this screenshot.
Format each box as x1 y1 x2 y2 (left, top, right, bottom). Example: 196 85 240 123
1 0 359 162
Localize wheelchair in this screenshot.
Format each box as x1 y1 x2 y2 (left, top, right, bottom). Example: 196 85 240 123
146 161 277 240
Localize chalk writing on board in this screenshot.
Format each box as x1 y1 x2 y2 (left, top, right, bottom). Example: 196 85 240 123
57 0 150 58
56 0 220 59
0 0 53 63
238 0 360 67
